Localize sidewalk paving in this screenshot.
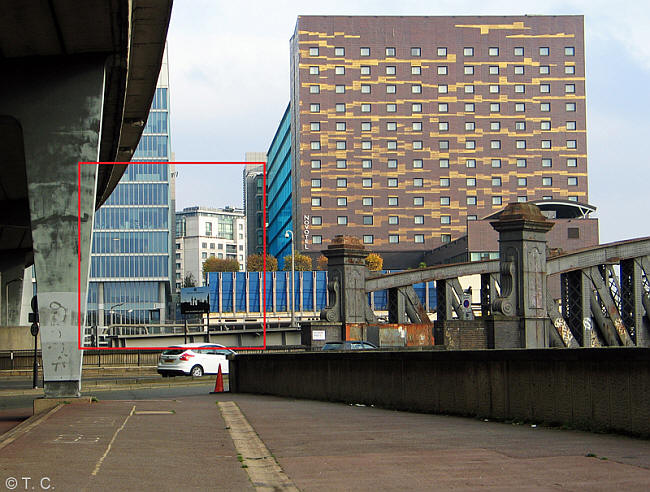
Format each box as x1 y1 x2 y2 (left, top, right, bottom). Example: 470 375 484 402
1 391 649 491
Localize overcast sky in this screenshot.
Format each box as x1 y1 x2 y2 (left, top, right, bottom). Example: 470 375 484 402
167 0 649 244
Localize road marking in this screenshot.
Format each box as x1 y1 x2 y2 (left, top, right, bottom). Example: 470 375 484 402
91 405 135 477
218 401 299 492
134 410 175 415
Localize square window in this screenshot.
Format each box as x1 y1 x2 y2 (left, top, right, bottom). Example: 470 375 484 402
413 159 423 168
465 140 476 149
414 215 424 224
335 66 345 75
515 84 525 93
309 66 319 75
464 65 474 75
386 84 396 94
335 140 346 150
492 177 502 186
362 159 372 169
565 65 575 74
491 140 501 149
514 65 524 75
386 65 396 75
385 121 397 131
310 103 320 113
489 84 500 93
439 140 449 150
363 216 373 225
540 65 550 74
386 47 396 56
568 177 578 186
362 178 372 187
361 140 371 150
412 84 422 93
412 121 422 131
389 235 399 244
413 197 424 206
515 103 525 112
517 196 527 203
466 121 476 131
335 47 345 56
440 178 450 187
361 122 371 131
387 103 397 112
360 66 371 75
489 47 499 56
566 121 576 130
516 140 526 149
439 159 449 168
336 178 347 187
361 103 371 113
337 216 348 225
361 84 371 94
541 140 552 149
415 234 425 244
312 235 322 244
467 196 477 205
540 46 549 56
387 159 397 169
464 47 474 56
309 85 320 94
566 102 576 112
335 103 346 113
464 103 475 112
437 47 447 56
310 122 320 131
311 141 321 150
440 196 450 205
438 66 448 75
567 140 577 149
413 103 423 112
388 215 399 225
309 47 319 56
362 197 373 206
336 122 346 131
440 215 451 225
515 121 525 130
437 84 447 94
565 84 575 93
335 85 345 93
542 177 552 186
517 158 527 168
363 235 374 244
387 140 397 150
542 158 552 167
337 197 347 206
541 121 551 130
466 159 476 168
336 159 347 169
413 140 423 150
541 103 551 112
489 66 499 75
311 159 321 169
565 46 575 56
441 234 452 243
414 178 424 188
464 84 474 93
490 103 500 112
311 178 321 188
517 177 527 186
360 47 370 56
312 197 321 206
567 158 577 167
568 196 578 202
388 178 398 187
540 84 550 93
514 47 524 56
466 178 476 187
411 47 421 56
491 159 501 168
492 196 502 205
388 197 399 206
439 122 449 131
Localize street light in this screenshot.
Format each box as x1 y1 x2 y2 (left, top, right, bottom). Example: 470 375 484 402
284 230 295 328
109 302 124 327
6 277 23 326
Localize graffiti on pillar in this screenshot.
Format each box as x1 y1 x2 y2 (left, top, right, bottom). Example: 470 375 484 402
39 292 82 380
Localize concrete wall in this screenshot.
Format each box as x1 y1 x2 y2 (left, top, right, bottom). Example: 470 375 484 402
230 348 650 437
0 326 40 350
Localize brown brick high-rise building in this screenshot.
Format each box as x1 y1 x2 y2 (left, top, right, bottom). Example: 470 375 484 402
287 15 587 266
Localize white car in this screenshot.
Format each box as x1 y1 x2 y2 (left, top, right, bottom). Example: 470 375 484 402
157 343 234 377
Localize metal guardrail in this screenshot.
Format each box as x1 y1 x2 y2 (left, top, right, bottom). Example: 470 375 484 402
0 349 163 370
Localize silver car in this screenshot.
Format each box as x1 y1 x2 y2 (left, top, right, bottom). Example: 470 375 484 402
157 343 234 377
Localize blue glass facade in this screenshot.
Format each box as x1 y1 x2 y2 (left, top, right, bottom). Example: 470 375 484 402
266 104 292 268
87 78 173 326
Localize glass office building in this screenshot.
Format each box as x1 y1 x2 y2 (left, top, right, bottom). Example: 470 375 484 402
86 48 173 327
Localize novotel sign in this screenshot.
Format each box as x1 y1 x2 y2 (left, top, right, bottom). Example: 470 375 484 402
303 214 310 250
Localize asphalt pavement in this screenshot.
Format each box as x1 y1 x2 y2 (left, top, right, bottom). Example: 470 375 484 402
1 387 649 491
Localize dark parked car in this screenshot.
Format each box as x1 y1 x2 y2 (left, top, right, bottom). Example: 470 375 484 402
321 341 378 351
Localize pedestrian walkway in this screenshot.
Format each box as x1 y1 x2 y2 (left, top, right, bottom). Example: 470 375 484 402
1 392 649 491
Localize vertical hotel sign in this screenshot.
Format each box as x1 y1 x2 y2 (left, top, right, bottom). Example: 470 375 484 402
303 214 310 249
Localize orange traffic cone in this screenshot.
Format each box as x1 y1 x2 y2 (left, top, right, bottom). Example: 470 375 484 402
210 364 224 393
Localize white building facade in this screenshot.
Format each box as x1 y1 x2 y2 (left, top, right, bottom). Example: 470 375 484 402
175 206 246 291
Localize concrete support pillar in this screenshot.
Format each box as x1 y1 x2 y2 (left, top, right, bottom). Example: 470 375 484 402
1 57 106 397
98 282 105 328
159 281 166 324
490 203 554 348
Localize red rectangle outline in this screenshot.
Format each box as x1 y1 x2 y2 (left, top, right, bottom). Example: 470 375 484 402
77 161 268 351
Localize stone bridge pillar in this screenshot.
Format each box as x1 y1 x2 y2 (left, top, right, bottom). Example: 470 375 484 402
490 203 554 348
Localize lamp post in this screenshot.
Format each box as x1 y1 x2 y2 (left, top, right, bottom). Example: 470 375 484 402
109 302 124 328
5 277 23 326
284 230 295 328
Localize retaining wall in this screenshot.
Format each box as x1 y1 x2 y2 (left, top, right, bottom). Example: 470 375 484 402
230 348 650 437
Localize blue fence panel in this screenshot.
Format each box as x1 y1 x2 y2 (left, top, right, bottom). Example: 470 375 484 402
208 273 219 312
221 273 233 312
429 281 437 309
413 282 426 306
275 272 287 312
301 272 312 311
264 272 273 312
235 273 246 312
249 273 260 312
315 271 327 310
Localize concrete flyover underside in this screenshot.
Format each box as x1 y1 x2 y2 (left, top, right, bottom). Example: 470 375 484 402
0 0 173 397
